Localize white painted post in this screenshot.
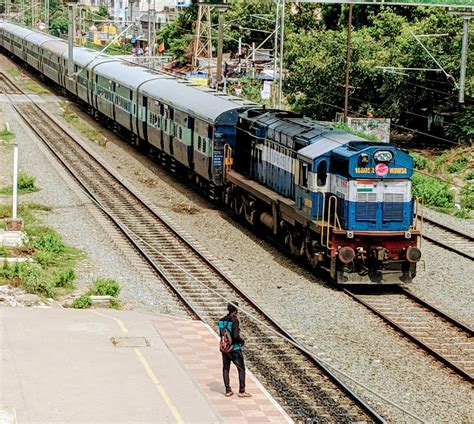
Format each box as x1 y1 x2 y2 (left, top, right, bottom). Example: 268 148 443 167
12 143 18 220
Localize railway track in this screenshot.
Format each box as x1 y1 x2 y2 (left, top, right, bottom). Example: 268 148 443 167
0 71 22 94
420 214 474 261
345 286 473 383
1 71 385 422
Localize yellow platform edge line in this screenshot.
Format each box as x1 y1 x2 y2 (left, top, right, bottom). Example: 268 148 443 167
91 310 128 333
134 348 185 424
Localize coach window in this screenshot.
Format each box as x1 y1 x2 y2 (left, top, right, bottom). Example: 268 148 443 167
317 160 327 187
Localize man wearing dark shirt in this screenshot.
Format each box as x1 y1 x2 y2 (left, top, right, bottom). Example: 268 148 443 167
218 303 252 397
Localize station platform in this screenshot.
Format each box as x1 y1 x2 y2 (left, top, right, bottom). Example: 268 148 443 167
0 308 292 423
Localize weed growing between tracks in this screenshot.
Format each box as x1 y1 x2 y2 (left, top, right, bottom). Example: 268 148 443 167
61 105 108 147
0 202 84 298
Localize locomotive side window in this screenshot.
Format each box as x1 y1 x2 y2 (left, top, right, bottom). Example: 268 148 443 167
317 161 327 187
299 162 309 189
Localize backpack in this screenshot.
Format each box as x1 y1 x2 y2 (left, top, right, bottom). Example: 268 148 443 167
219 321 233 353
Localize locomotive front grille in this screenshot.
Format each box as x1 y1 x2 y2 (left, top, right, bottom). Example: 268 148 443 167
356 192 377 221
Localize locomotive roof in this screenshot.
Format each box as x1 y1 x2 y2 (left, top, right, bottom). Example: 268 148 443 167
297 131 366 161
242 109 367 153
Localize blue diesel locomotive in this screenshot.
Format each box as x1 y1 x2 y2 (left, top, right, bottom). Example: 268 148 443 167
0 21 422 284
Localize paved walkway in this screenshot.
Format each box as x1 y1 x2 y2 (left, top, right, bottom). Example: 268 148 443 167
0 308 292 424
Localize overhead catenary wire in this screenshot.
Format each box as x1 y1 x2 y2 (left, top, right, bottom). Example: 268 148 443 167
330 95 464 147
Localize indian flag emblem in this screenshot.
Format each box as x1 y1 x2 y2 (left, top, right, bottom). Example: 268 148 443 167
357 181 374 193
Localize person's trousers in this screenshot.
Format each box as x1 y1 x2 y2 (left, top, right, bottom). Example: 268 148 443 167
222 349 246 393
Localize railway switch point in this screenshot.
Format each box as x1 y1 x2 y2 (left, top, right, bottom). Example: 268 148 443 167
0 308 293 423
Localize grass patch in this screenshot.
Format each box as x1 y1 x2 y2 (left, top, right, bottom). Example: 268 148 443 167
0 202 83 297
62 110 107 146
7 67 21 78
88 278 121 297
0 172 40 196
447 156 469 173
0 129 15 143
0 245 10 257
24 81 50 95
412 173 454 209
70 294 93 309
460 182 474 210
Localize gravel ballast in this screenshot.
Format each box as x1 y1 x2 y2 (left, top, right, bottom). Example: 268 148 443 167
2 57 472 422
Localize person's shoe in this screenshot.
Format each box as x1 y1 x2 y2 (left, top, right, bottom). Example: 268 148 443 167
225 391 234 397
238 392 252 398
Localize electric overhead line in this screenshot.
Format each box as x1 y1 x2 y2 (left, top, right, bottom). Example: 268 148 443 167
332 93 464 147
318 100 474 193
349 96 463 130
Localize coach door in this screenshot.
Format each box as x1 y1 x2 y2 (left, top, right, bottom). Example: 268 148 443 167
141 95 148 142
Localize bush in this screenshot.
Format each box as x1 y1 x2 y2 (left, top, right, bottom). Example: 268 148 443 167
88 278 121 297
412 173 454 209
54 268 76 288
18 172 38 192
21 264 56 298
409 152 428 170
447 156 469 174
455 208 471 219
460 182 474 211
71 294 92 309
32 232 65 254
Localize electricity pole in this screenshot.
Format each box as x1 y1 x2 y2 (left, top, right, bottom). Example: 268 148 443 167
344 3 353 122
273 0 280 108
215 1 229 89
45 0 49 30
459 16 471 103
148 0 155 63
67 2 76 78
277 0 285 109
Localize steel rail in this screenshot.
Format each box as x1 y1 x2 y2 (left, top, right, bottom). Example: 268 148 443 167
344 286 473 383
1 72 385 423
420 215 474 261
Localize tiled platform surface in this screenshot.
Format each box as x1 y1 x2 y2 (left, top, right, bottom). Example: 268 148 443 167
154 318 292 424
0 307 292 423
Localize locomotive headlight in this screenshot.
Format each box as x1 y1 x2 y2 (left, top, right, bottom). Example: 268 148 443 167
406 246 422 263
374 150 393 162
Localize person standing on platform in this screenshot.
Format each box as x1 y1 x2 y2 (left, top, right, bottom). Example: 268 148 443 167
218 302 252 397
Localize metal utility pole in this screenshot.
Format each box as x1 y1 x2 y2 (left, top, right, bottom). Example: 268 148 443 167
277 0 285 109
67 2 76 78
459 17 471 103
215 1 229 89
148 0 155 62
273 0 280 108
129 0 134 23
45 0 49 30
344 3 353 122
